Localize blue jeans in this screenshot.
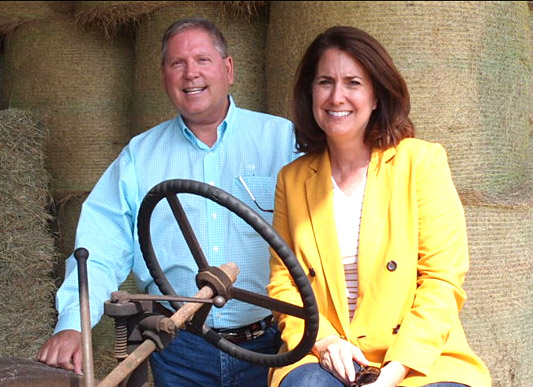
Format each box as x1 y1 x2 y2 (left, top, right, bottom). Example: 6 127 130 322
280 363 468 387
150 325 281 387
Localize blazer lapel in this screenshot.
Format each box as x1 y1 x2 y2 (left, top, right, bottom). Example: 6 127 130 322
305 151 350 332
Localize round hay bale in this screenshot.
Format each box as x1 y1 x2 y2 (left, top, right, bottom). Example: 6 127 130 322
461 205 533 387
1 17 134 191
0 1 73 35
74 1 171 37
0 109 57 359
266 1 531 201
132 1 268 135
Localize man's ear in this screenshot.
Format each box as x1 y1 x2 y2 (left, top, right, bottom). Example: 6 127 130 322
225 56 235 86
160 66 167 92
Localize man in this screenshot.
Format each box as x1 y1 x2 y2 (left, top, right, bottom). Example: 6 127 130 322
37 18 297 386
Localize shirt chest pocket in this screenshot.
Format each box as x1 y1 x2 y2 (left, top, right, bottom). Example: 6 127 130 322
231 176 276 226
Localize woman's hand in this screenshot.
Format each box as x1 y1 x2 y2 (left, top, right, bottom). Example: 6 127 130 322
312 335 369 385
365 361 409 387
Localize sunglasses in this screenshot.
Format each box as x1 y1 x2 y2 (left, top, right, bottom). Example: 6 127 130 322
350 365 380 386
238 176 274 213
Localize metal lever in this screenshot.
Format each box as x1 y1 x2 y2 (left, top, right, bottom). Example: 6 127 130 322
75 247 95 387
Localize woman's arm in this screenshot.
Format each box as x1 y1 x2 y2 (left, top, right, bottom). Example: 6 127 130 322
384 143 469 375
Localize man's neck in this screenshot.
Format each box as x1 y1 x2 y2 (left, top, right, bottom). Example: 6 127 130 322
186 120 221 147
183 98 230 147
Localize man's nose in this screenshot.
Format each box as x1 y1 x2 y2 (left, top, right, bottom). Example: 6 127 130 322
184 61 199 79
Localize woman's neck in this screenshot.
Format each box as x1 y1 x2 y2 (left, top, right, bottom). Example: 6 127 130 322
328 140 371 197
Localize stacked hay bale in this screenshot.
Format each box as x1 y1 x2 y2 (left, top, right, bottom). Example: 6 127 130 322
132 1 268 135
0 1 74 39
266 2 532 386
1 18 134 194
0 109 57 359
74 1 171 37
267 2 530 197
0 5 135 380
0 2 74 109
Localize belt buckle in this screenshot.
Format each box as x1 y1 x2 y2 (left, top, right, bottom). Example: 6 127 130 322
217 316 271 343
249 327 265 340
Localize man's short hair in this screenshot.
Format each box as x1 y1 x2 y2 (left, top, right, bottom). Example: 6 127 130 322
161 17 229 65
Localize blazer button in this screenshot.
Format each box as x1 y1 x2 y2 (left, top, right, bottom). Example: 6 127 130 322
386 260 397 271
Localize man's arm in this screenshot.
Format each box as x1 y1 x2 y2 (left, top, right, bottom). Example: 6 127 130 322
38 146 138 371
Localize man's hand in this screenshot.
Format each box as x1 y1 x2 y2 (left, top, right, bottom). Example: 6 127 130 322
37 330 83 375
313 335 369 385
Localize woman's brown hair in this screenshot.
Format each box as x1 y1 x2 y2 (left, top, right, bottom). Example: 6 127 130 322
293 26 414 154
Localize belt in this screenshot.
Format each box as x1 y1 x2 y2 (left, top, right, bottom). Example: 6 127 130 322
211 315 273 344
154 303 273 344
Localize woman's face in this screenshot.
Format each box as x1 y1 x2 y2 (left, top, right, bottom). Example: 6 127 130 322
312 48 377 145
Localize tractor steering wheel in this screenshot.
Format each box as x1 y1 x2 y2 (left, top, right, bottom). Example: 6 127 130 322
137 179 318 367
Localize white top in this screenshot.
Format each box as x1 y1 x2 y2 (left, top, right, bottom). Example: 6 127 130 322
332 175 366 320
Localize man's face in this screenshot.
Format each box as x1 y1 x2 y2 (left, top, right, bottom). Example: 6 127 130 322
161 28 234 127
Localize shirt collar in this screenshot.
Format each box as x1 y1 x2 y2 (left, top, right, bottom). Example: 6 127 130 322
177 96 236 151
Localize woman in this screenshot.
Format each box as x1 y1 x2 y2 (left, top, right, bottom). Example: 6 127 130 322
267 26 491 387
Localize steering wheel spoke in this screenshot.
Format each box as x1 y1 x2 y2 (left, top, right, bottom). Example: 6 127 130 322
229 286 306 319
166 194 210 271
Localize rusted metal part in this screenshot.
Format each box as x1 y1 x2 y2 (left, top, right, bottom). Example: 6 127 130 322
75 247 95 387
97 263 239 387
196 266 233 299
114 317 129 360
0 357 84 386
110 290 218 305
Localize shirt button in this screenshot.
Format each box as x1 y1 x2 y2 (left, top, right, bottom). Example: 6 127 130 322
212 213 217 219
213 246 219 252
209 181 215 186
387 260 397 271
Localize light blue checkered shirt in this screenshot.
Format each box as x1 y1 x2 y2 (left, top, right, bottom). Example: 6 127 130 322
55 97 297 332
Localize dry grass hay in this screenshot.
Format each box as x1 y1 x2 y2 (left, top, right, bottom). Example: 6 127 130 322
51 190 90 279
267 2 531 202
132 1 268 135
0 109 57 359
74 1 171 37
461 205 533 387
220 1 267 18
0 1 73 34
1 17 134 191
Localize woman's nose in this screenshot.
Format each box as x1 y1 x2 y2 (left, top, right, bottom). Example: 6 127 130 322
330 83 345 104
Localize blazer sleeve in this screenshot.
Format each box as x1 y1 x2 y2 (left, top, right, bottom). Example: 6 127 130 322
383 143 469 374
268 167 340 352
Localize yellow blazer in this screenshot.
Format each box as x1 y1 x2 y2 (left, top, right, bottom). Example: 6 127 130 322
268 138 491 387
